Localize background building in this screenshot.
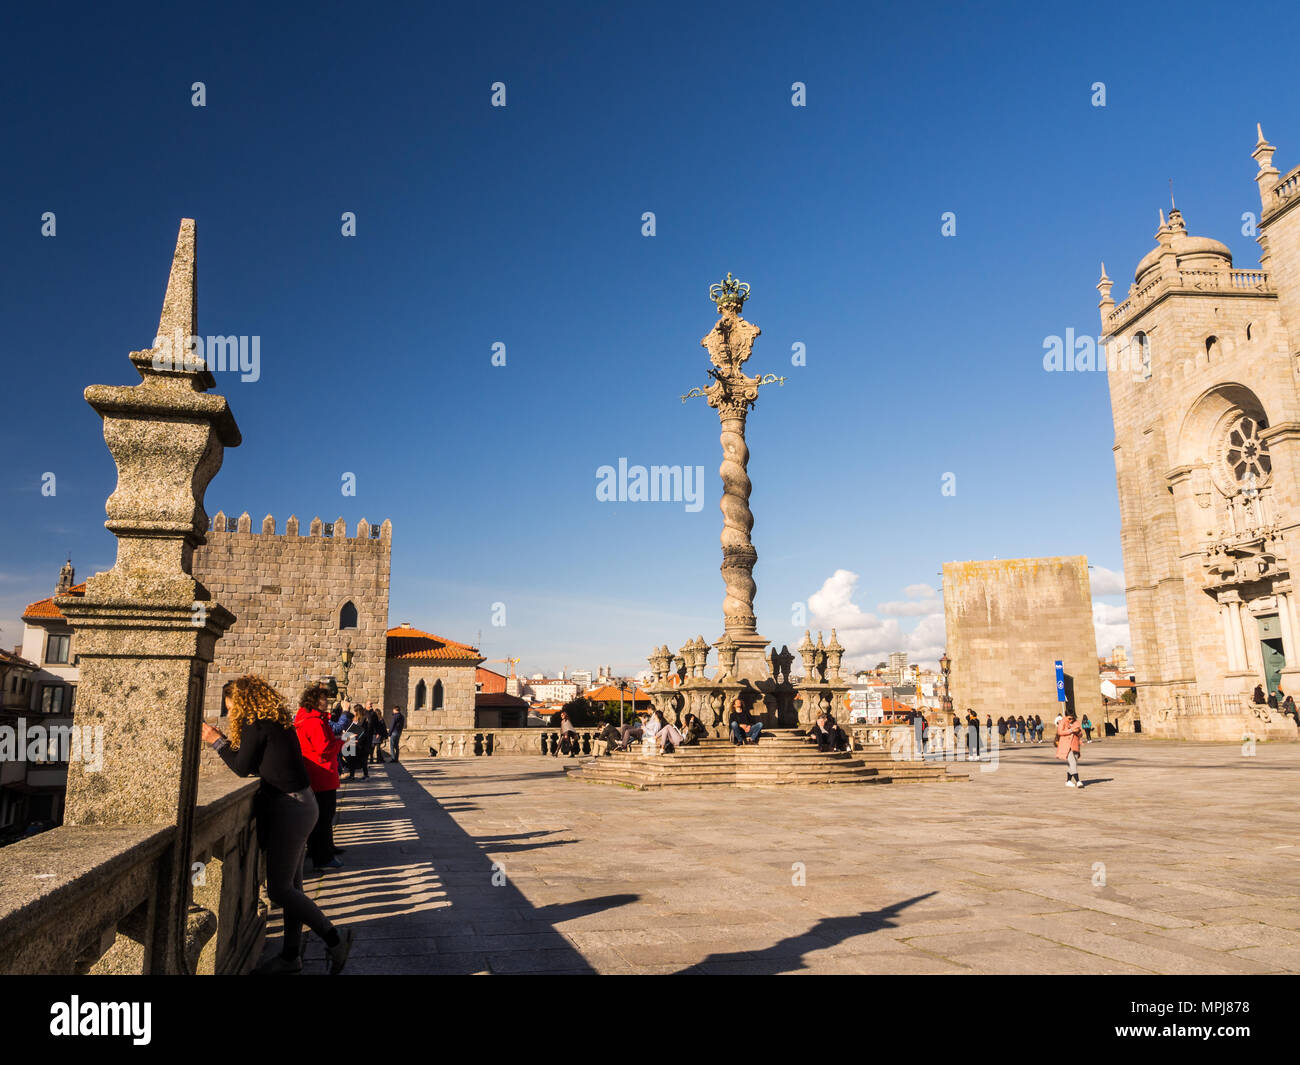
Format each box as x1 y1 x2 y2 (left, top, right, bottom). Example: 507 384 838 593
942 556 1102 727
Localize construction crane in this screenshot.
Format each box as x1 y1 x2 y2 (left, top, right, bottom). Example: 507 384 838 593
485 657 520 679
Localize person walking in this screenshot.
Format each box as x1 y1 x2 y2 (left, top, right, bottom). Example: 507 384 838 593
984 714 993 750
912 707 925 761
1016 715 1028 744
1007 716 1018 744
1082 714 1093 742
203 676 353 974
965 708 981 760
1056 707 1084 788
295 683 346 870
388 705 405 762
997 716 1007 746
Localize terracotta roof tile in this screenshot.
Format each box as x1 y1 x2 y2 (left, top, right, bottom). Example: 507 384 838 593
0 648 39 670
476 667 508 693
583 684 650 703
21 583 86 621
386 625 483 662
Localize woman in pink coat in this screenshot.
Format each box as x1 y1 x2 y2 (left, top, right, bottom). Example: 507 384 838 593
1056 708 1084 788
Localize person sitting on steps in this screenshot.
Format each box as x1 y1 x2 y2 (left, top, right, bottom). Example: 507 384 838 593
680 713 707 746
728 698 763 745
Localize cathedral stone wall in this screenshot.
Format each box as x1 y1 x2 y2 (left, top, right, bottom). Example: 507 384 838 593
1097 134 1300 739
192 513 391 718
942 557 1102 727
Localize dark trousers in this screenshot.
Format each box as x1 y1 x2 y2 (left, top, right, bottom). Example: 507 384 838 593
307 788 338 865
266 788 336 957
390 731 402 761
347 742 371 778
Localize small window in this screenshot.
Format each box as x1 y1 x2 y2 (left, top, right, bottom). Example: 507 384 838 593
433 679 444 711
1134 332 1152 380
1246 322 1255 341
45 635 69 665
40 686 65 714
1206 335 1219 360
339 601 358 629
415 679 427 711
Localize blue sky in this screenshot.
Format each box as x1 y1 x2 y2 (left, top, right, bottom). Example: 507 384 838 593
1 0 1295 675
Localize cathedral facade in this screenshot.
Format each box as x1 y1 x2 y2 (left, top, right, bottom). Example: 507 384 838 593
1099 127 1300 740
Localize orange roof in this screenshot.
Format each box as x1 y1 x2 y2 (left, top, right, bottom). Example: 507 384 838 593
386 624 483 662
0 648 39 670
584 684 651 703
476 667 507 693
21 583 86 621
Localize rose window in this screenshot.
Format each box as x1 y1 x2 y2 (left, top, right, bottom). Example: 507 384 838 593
1222 414 1271 489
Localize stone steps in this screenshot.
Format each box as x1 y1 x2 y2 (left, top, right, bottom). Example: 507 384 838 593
571 730 966 789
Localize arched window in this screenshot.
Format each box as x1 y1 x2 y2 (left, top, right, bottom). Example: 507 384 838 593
1206 335 1219 361
339 601 358 629
433 679 445 711
415 679 426 711
1134 332 1151 380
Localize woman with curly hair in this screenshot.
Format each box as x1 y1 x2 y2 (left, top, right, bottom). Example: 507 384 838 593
202 676 354 974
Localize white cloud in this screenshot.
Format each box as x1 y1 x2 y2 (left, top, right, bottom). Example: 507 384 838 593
1093 599 1130 656
808 570 945 670
878 597 943 617
1089 565 1126 597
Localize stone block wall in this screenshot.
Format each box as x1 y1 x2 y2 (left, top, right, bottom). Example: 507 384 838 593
192 513 391 717
386 660 478 729
943 556 1103 726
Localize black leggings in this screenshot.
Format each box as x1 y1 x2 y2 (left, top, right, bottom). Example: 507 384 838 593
266 789 337 957
307 788 338 865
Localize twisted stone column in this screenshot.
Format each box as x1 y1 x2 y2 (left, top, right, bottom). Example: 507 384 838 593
718 403 757 635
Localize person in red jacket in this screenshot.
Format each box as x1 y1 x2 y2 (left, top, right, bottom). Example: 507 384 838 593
295 683 346 870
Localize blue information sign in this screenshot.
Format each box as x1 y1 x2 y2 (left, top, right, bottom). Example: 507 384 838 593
1054 660 1066 702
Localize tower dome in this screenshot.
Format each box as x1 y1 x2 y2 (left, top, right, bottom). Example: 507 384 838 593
1134 205 1232 283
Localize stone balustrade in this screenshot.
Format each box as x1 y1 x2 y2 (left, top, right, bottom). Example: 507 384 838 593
0 771 266 974
1106 267 1274 332
1266 163 1300 220
418 727 607 758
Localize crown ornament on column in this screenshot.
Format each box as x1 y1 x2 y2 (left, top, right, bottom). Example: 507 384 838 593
709 273 750 313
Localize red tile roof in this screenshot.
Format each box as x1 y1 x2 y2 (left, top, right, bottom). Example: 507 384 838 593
0 648 39 670
21 583 86 621
584 684 651 703
386 624 483 662
476 667 508 693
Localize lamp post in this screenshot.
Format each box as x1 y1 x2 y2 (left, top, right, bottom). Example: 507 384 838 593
340 642 354 699
939 652 952 714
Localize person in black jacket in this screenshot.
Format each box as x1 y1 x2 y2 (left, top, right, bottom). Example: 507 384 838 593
203 675 353 975
343 699 374 779
367 705 388 764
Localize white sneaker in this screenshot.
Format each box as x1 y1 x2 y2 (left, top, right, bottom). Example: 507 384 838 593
1074 780 1083 789
1066 779 1075 787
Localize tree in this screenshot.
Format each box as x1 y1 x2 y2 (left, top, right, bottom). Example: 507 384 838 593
874 661 887 670
551 696 597 727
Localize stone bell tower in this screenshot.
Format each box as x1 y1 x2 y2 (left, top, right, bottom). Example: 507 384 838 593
1098 128 1300 739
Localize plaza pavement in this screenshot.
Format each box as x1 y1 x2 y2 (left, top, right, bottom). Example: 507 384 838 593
280 737 1300 974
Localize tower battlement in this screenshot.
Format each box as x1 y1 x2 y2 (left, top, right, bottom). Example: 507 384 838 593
210 511 392 543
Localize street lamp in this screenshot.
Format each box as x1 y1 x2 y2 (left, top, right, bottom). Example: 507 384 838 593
939 651 952 714
340 643 354 699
